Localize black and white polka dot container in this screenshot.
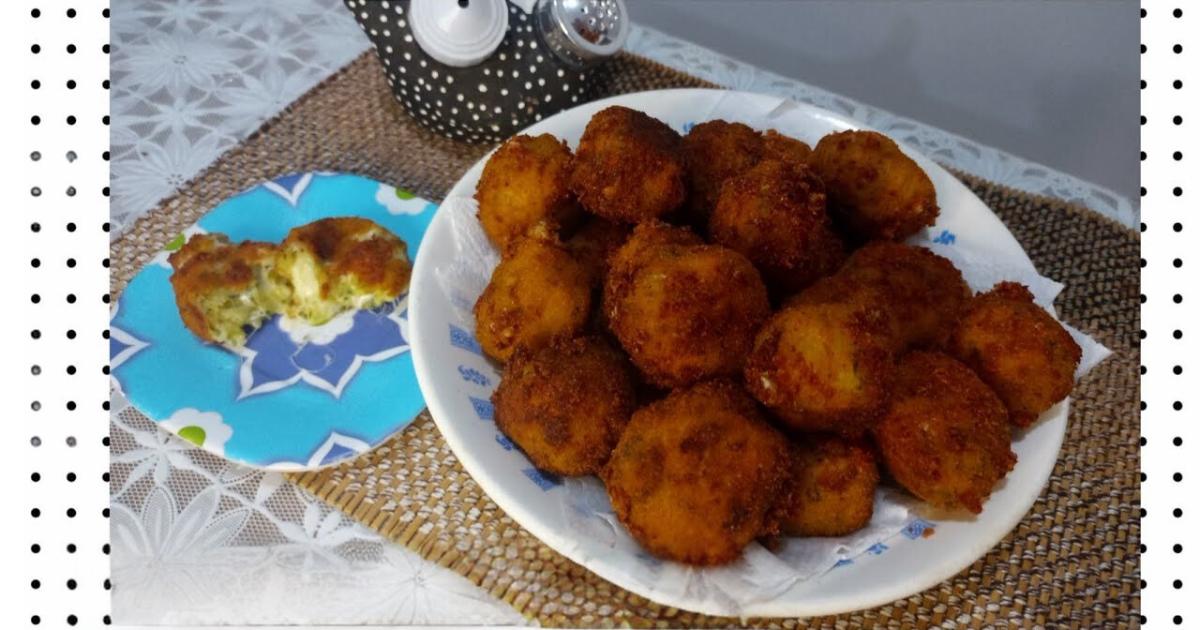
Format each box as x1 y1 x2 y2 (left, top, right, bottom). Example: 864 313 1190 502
346 0 629 144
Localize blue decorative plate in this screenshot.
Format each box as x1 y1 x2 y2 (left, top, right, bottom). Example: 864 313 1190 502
111 172 439 470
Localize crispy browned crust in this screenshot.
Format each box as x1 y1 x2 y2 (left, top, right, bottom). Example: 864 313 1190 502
473 235 592 363
168 234 275 343
875 351 1016 513
681 119 764 222
810 130 939 241
601 380 793 565
475 134 581 249
565 216 631 290
744 298 896 435
948 281 1082 427
282 216 412 299
837 241 971 349
709 159 845 296
493 336 636 476
568 106 686 223
761 129 813 166
779 434 879 537
603 221 770 388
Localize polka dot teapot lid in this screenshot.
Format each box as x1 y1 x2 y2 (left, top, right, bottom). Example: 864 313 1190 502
347 0 630 144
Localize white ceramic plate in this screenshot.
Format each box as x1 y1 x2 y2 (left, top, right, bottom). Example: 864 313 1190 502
408 89 1067 617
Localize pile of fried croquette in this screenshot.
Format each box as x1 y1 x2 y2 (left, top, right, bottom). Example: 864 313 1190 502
472 106 1082 566
168 217 412 346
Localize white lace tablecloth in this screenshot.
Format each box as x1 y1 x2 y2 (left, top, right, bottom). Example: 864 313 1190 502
109 0 1137 625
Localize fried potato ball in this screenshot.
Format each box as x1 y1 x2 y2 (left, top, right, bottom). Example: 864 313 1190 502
569 106 687 223
493 336 636 476
948 282 1082 427
169 234 282 346
681 119 764 221
836 241 971 349
602 380 793 565
709 159 845 296
761 129 813 166
473 235 592 363
779 435 879 537
744 298 896 435
810 130 939 241
275 217 412 324
475 133 581 249
875 351 1016 513
604 221 771 388
565 217 631 289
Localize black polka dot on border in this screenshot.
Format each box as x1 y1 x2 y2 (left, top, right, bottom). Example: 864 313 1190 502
1174 8 1183 17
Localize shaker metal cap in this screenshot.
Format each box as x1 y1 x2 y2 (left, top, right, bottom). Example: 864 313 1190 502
536 0 630 69
410 0 510 67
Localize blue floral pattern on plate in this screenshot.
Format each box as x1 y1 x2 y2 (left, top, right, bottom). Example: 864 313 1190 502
110 172 439 470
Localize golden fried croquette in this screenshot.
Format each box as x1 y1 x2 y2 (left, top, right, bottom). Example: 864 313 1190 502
475 134 581 249
565 217 631 289
474 235 592 362
875 351 1016 513
602 380 793 565
493 336 636 476
681 120 764 221
275 217 412 324
709 159 845 295
761 129 813 166
169 234 284 346
569 106 687 223
779 435 879 537
836 241 971 349
604 221 771 388
744 297 896 435
948 282 1082 427
810 130 939 241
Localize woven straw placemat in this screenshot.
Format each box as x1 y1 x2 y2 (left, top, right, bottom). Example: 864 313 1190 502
111 51 1139 628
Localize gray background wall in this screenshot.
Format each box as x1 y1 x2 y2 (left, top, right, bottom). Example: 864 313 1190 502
629 0 1137 202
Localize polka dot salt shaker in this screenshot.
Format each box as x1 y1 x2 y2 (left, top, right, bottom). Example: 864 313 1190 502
346 0 629 143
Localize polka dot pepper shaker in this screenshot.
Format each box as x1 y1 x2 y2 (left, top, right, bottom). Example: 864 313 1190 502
346 0 629 144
